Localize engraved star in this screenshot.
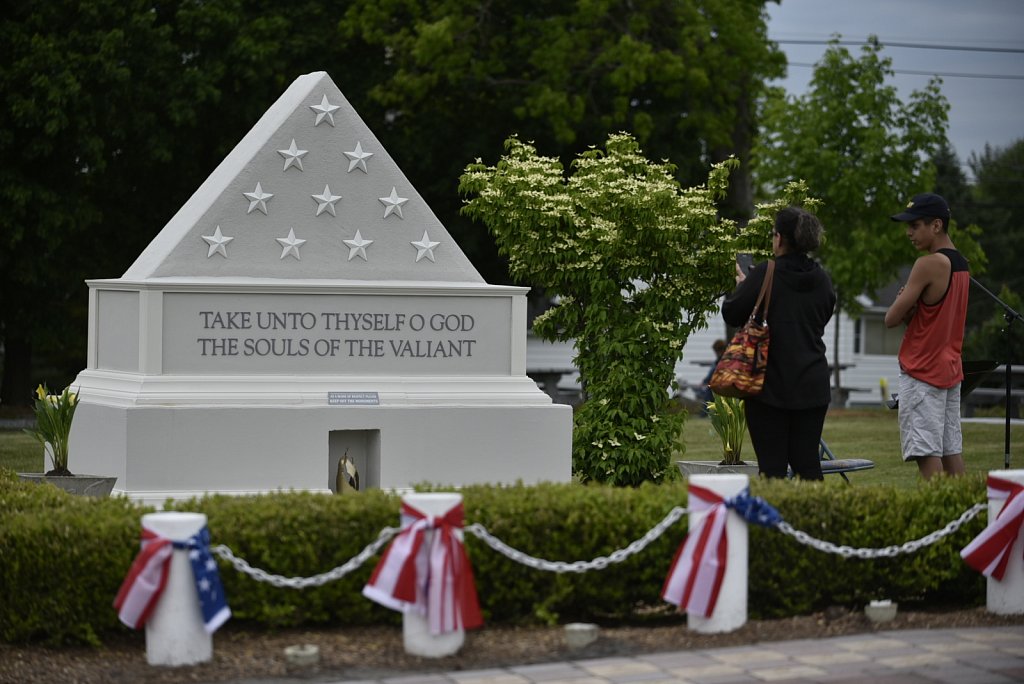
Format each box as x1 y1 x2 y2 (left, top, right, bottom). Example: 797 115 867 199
343 141 374 173
343 230 374 261
242 182 273 215
379 187 409 219
411 231 440 262
201 226 234 258
276 228 306 260
309 94 340 127
311 184 342 216
278 139 308 172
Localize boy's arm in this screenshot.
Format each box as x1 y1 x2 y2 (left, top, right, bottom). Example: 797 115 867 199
885 256 934 328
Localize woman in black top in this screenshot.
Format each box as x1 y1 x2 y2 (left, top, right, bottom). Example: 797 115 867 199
721 207 836 479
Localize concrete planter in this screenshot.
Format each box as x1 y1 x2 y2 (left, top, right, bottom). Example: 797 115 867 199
676 461 759 478
17 473 117 497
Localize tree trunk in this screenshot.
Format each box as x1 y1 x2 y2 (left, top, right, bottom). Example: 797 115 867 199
0 336 33 407
713 90 756 222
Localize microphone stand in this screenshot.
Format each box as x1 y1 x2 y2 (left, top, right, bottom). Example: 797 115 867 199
970 276 1023 469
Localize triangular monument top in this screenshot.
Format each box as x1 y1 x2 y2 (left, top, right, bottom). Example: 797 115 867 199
123 71 484 283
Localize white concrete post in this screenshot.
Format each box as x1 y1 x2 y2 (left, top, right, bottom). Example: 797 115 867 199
687 474 749 634
987 470 1024 615
401 492 465 658
142 512 212 666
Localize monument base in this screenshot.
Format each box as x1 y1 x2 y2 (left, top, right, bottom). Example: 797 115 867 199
69 371 571 507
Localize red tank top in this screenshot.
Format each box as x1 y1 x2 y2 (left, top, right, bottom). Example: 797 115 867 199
898 249 969 389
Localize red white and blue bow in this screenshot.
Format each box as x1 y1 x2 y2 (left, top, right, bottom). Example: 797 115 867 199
961 475 1024 580
363 501 482 635
662 486 780 617
114 525 231 633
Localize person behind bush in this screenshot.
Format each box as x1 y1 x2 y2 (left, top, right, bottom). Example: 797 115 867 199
884 192 969 480
721 207 836 479
699 339 727 412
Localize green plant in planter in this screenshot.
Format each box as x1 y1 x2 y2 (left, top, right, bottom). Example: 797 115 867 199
706 394 747 465
23 384 79 476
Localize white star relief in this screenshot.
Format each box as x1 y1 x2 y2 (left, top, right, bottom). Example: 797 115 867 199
343 230 373 261
201 226 234 258
311 185 342 216
276 228 306 260
243 182 273 214
343 141 374 173
411 231 440 262
309 94 340 127
278 139 308 171
379 187 409 219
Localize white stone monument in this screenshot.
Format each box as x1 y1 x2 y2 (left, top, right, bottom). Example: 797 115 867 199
68 71 572 506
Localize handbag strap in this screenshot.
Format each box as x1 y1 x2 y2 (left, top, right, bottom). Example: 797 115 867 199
749 260 775 322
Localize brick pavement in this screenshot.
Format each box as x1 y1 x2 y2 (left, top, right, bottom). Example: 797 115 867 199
218 625 1024 684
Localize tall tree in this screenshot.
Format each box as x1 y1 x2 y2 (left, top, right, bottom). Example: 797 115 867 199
341 0 785 268
1 0 784 402
960 139 1024 363
969 140 1024 300
932 140 972 220
754 37 984 389
0 0 195 404
0 0 364 403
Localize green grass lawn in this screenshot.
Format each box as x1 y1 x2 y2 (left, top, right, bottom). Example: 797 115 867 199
0 431 42 473
3 408 1021 487
679 406 1023 489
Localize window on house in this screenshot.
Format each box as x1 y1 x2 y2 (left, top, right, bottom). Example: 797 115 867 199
860 313 902 355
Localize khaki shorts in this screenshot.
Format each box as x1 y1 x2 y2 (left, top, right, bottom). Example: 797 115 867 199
898 372 962 461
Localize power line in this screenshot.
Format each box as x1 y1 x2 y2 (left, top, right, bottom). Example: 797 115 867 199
774 38 1024 54
787 62 1024 80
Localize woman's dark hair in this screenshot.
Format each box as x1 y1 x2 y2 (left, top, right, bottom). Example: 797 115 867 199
775 206 824 254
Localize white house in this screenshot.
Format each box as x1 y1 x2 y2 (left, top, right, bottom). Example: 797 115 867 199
526 289 902 408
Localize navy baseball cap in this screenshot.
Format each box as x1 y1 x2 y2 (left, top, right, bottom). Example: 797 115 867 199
890 192 950 222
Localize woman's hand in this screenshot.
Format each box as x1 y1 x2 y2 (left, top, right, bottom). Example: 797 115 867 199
734 261 746 284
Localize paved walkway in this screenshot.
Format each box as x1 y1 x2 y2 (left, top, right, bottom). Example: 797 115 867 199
222 625 1024 684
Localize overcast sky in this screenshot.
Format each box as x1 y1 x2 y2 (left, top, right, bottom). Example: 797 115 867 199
766 0 1024 181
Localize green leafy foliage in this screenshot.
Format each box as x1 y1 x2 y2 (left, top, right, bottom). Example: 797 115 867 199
164 490 403 628
0 470 143 645
964 285 1024 365
0 469 989 645
747 476 986 617
3 0 785 402
755 37 985 314
461 134 811 484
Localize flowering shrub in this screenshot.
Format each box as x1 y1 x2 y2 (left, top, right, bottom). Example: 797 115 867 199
460 133 812 484
706 394 747 465
23 384 79 475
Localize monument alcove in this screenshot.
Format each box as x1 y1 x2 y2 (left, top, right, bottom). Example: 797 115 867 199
68 71 572 506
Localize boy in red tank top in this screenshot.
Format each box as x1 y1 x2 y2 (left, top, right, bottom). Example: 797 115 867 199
885 193 969 480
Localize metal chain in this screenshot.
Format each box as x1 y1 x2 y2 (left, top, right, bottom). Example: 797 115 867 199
211 526 400 589
775 503 987 559
206 502 988 586
463 506 690 573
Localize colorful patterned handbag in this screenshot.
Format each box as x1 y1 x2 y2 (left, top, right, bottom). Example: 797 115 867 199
709 260 775 398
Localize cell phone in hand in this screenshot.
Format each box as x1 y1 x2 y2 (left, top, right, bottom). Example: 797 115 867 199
736 253 755 273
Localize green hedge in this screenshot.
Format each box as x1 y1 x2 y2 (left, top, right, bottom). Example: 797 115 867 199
0 469 989 645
